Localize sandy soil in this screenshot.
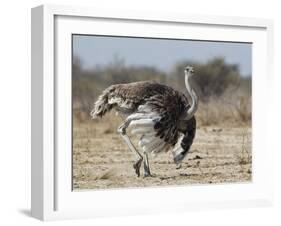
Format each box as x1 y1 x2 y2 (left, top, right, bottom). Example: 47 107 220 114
73 113 252 190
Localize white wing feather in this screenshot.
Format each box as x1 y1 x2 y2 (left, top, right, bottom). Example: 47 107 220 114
126 108 172 155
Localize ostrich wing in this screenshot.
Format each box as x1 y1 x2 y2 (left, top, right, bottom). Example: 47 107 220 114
144 91 189 146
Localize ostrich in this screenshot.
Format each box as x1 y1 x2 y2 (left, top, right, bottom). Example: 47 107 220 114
90 66 198 177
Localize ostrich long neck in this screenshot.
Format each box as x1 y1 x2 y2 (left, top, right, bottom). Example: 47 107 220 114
185 71 198 120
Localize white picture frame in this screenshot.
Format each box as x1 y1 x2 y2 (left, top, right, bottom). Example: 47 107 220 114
31 4 274 221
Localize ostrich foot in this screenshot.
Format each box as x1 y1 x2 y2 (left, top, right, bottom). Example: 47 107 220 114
144 162 154 177
176 163 182 169
144 172 155 178
133 158 143 177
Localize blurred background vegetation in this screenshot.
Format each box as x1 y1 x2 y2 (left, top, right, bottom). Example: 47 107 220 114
73 56 251 126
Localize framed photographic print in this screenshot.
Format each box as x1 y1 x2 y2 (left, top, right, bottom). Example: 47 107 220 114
31 4 274 221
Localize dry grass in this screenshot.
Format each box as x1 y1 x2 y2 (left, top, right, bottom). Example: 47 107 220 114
235 128 252 173
196 94 251 127
74 92 251 128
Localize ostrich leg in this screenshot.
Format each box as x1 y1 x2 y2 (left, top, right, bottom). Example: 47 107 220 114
118 113 157 177
118 131 143 177
143 152 152 177
117 117 143 177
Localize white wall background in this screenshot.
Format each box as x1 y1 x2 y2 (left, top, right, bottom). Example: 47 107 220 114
0 0 280 225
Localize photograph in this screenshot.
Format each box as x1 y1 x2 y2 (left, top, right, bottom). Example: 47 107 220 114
72 34 252 190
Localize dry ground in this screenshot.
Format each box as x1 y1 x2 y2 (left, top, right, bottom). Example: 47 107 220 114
73 113 252 190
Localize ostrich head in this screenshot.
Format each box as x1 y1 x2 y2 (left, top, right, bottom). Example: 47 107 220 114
184 65 198 120
185 65 194 74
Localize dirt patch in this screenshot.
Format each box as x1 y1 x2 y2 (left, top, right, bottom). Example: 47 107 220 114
73 114 252 190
